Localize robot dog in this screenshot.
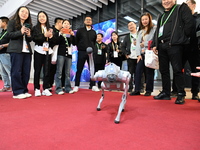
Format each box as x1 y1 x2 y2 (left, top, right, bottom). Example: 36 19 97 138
87 47 131 123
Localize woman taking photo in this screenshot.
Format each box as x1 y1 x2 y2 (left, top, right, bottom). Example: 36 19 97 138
130 12 156 96
107 31 123 69
7 6 32 99
32 11 55 97
55 20 76 95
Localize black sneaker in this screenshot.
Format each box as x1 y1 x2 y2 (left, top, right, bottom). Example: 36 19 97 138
144 92 151 96
192 94 199 100
130 91 140 96
175 95 185 104
154 92 171 100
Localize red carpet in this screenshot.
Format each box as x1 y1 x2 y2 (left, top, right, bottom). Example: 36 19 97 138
0 81 200 150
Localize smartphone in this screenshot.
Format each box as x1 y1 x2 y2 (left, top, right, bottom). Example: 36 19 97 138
24 23 31 29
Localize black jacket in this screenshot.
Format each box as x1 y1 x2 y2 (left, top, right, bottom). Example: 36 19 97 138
93 42 107 64
32 25 56 48
76 26 96 52
0 29 9 54
7 20 32 54
57 34 76 58
121 33 132 55
152 3 194 48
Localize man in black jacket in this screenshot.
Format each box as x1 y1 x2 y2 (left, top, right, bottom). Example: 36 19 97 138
73 16 97 92
171 0 200 100
121 21 138 92
152 0 194 104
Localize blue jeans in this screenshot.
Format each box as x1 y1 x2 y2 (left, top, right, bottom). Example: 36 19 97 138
0 53 11 88
55 55 72 93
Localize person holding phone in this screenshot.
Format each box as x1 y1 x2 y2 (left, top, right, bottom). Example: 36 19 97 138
32 11 56 97
7 6 33 99
55 19 76 94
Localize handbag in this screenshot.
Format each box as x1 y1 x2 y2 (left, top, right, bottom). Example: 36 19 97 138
51 45 59 64
145 49 159 70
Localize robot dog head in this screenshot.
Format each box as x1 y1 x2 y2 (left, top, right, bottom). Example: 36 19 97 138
105 63 120 82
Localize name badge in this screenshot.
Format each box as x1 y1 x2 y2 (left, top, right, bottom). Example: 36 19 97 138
43 42 49 51
68 47 72 55
158 25 164 38
98 49 102 55
114 51 118 58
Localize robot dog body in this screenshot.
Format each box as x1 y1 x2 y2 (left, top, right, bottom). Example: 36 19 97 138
92 63 131 124
87 47 131 123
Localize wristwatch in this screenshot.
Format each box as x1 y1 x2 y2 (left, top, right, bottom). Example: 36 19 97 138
0 45 4 49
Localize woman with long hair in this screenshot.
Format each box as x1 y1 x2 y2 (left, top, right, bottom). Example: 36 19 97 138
130 12 156 96
32 11 56 97
107 31 124 69
7 6 32 99
55 20 76 95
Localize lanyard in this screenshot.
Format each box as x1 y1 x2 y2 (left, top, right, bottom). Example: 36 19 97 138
112 42 118 51
96 43 102 49
63 35 69 47
0 31 7 40
160 4 177 26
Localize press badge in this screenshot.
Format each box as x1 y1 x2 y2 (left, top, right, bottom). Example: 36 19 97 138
114 51 118 58
158 25 164 38
43 42 49 51
98 49 102 55
67 47 72 55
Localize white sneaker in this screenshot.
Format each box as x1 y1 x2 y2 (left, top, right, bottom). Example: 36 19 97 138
35 89 41 97
73 86 79 92
68 90 75 94
58 91 64 95
42 89 52 96
13 94 26 99
25 93 32 98
92 86 100 92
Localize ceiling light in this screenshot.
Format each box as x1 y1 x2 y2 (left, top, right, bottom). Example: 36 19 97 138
30 11 37 16
124 16 138 23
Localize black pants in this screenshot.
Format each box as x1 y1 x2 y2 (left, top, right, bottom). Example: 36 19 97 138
95 63 105 88
172 45 200 95
34 51 51 90
134 55 155 92
158 43 185 95
75 51 95 87
127 58 137 90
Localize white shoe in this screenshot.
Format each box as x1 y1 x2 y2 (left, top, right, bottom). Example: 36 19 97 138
73 86 79 92
92 86 100 92
13 94 26 99
35 89 41 97
58 91 64 95
68 90 74 94
42 89 52 96
25 93 32 98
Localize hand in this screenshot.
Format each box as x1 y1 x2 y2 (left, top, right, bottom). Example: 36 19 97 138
69 29 74 36
0 45 3 50
25 28 31 36
116 49 120 52
137 55 142 63
21 26 26 34
191 72 200 77
45 29 53 38
152 47 158 55
140 42 144 48
133 40 136 46
126 55 129 59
